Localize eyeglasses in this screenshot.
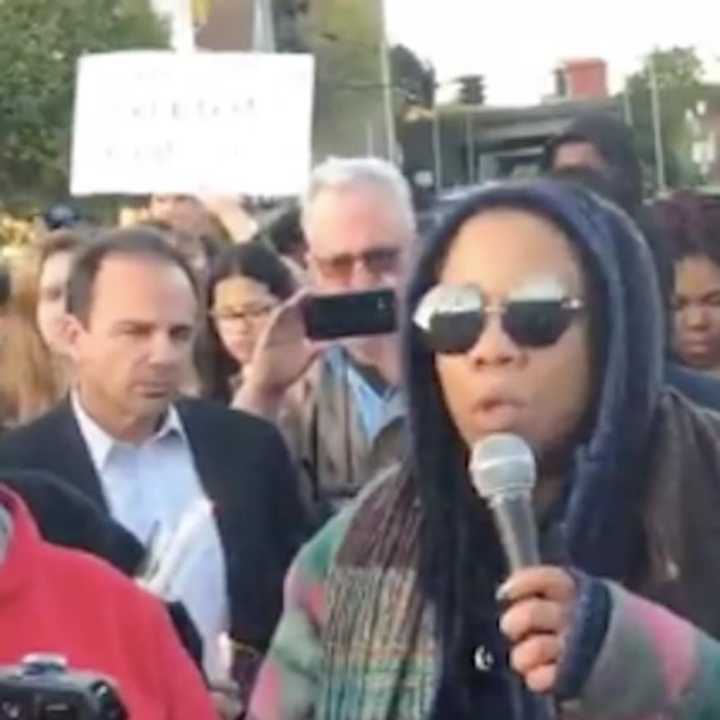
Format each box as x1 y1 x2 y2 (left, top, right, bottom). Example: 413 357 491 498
210 305 276 324
311 246 402 281
414 284 585 354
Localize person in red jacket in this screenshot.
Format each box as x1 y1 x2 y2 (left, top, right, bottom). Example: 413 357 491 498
0 484 216 719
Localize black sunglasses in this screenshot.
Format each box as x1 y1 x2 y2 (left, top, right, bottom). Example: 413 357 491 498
414 284 585 354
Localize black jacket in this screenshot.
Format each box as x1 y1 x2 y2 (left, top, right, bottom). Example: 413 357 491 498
0 397 309 656
0 469 144 573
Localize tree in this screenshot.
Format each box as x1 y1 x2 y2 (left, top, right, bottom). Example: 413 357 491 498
0 0 168 211
626 47 706 190
192 0 214 25
390 44 436 108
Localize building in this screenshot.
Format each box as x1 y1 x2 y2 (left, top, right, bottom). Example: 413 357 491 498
553 59 609 101
194 0 256 50
691 86 720 187
400 97 622 199
399 57 622 200
151 0 256 50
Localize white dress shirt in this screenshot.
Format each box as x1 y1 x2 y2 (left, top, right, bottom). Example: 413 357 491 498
71 394 230 680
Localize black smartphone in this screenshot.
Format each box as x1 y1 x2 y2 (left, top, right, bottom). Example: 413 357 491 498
302 289 397 340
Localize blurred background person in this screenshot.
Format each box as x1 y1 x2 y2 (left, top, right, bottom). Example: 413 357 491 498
35 229 90 358
654 191 720 376
149 193 256 247
201 241 324 519
204 242 296 403
35 202 94 239
545 112 644 214
0 230 90 427
258 203 308 283
0 271 60 428
149 194 210 236
141 217 223 289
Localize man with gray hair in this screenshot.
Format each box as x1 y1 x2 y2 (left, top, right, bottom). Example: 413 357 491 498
235 157 415 522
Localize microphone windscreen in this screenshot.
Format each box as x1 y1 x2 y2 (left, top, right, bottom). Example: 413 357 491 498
470 433 536 503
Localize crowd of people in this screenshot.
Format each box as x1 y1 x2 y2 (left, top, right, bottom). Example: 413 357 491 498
1 113 720 719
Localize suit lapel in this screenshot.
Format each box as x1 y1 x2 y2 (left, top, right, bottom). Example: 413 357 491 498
55 400 108 509
176 401 227 505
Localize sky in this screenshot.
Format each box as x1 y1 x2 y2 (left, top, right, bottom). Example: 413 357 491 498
385 0 720 106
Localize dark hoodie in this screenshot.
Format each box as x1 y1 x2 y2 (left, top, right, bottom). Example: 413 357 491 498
404 178 664 718
545 111 644 213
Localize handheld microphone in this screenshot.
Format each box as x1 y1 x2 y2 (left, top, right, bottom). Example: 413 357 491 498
469 432 540 572
470 433 558 719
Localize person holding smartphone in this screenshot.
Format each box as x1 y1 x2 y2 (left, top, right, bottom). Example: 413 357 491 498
235 158 416 521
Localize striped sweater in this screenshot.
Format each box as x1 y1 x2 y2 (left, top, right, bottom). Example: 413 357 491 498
249 499 720 720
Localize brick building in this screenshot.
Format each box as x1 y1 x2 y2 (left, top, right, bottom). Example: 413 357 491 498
555 59 609 101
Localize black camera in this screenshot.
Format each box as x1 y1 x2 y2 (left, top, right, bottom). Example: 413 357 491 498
0 654 127 720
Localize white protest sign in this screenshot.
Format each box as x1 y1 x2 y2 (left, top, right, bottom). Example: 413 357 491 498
70 51 315 197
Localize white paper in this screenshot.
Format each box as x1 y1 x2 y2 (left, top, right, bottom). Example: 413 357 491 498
70 51 315 197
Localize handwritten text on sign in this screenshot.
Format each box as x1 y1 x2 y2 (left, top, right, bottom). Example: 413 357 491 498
71 51 315 197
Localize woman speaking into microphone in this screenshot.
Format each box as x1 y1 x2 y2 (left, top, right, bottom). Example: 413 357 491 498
249 178 720 720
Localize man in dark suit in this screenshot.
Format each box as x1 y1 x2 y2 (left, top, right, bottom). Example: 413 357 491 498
0 227 307 704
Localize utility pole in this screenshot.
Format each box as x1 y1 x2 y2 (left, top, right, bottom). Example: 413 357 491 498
432 108 443 192
649 52 667 193
465 110 474 184
378 0 396 162
253 0 276 51
622 80 634 127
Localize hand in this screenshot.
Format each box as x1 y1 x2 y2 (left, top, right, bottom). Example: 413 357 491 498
198 194 257 243
239 291 325 407
498 566 577 694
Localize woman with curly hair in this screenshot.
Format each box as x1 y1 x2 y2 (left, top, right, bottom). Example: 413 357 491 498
654 191 720 376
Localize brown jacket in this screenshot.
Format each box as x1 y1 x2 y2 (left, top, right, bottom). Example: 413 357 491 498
283 349 406 524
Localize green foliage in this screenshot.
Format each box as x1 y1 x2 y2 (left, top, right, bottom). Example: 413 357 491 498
391 44 435 108
310 0 381 89
0 0 168 212
306 0 387 157
627 47 706 189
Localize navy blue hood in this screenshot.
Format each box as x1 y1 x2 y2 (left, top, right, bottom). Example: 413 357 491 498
403 177 665 580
